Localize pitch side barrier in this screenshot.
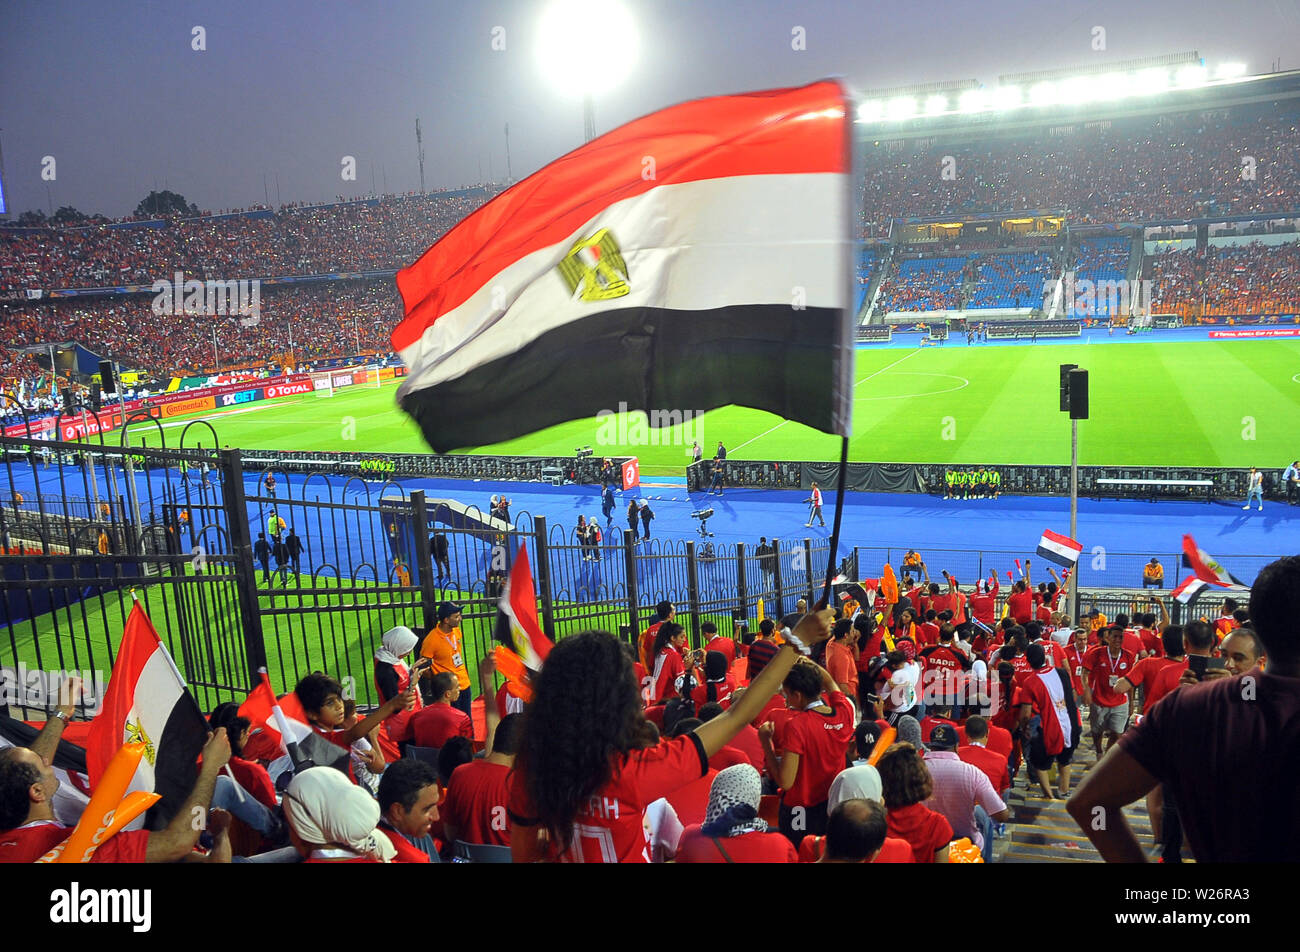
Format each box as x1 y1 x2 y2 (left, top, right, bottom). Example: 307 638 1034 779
687 459 1285 503
241 449 636 485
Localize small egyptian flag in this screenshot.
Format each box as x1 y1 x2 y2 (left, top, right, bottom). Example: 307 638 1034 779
1036 529 1083 568
495 545 553 673
1171 576 1210 604
392 80 854 453
1181 535 1248 589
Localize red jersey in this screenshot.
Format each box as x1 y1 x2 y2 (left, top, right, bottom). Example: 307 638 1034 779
885 802 954 863
1146 658 1190 711
508 733 708 863
692 675 738 710
677 825 798 863
228 755 277 809
1038 639 1069 671
1082 645 1137 708
411 703 473 748
1017 667 1070 755
916 622 941 648
930 590 967 625
729 723 766 772
958 744 1010 795
443 760 513 846
969 578 999 626
776 691 855 808
709 745 752 772
378 824 432 863
956 724 1013 760
638 621 666 671
1122 629 1147 658
650 646 686 703
705 636 736 667
0 821 149 863
797 833 915 863
1007 590 1034 624
1124 656 1184 713
1138 628 1163 657
920 715 959 746
665 768 716 828
824 640 859 697
1064 644 1087 696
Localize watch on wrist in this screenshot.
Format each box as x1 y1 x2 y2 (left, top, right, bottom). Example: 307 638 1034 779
52 709 70 724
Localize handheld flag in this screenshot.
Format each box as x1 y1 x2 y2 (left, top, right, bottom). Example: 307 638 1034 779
1181 535 1248 590
84 602 209 830
238 669 349 778
1036 530 1083 568
495 545 553 672
393 80 854 453
1172 576 1209 604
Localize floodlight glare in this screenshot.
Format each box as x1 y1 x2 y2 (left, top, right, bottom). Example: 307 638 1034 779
1216 62 1247 79
924 94 949 115
1093 73 1128 101
887 96 917 120
1133 67 1170 95
958 89 989 114
1060 76 1094 105
536 0 639 97
991 85 1021 111
857 100 883 123
1174 64 1208 88
1028 81 1058 106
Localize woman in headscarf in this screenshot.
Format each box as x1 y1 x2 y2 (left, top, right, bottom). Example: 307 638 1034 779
373 625 428 759
284 766 397 863
795 764 915 863
690 650 737 710
674 764 797 863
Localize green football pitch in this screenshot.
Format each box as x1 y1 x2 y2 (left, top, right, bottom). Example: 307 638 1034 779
126 339 1300 475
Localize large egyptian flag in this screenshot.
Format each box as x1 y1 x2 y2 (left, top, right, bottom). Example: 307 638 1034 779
393 80 854 453
1181 535 1248 590
84 602 209 830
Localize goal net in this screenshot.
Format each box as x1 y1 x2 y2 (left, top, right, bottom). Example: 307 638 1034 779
311 364 383 397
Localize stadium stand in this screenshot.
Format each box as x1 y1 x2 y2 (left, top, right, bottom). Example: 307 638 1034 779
875 255 966 313
966 251 1056 310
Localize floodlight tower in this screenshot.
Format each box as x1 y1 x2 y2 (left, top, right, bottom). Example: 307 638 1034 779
537 0 639 143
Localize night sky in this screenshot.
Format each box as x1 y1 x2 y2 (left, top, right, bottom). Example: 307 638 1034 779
3 0 1298 218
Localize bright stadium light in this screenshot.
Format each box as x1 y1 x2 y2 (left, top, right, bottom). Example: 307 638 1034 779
958 89 989 114
1028 81 1059 107
924 94 949 115
1133 67 1170 95
1216 62 1247 79
536 0 639 140
1060 76 1095 105
991 84 1021 111
886 96 917 120
1093 73 1129 101
857 100 883 123
1174 64 1209 88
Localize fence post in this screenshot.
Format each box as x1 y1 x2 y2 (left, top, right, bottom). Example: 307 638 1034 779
219 448 268 685
623 528 640 638
409 491 439 633
803 538 815 606
533 515 556 639
686 540 701 646
772 536 785 618
736 542 749 625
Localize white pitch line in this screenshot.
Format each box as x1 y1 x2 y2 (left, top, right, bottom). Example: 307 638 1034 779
729 347 924 454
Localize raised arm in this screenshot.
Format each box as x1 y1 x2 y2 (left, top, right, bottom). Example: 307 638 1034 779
146 729 231 863
30 676 80 766
1152 595 1170 633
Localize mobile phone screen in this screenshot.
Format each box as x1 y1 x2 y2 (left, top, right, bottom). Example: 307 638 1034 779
1187 655 1209 680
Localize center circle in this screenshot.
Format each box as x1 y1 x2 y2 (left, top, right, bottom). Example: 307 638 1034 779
858 371 971 401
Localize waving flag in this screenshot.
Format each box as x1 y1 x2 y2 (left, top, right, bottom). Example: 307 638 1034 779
238 668 348 778
495 545 553 672
1181 535 1248 589
1036 530 1083 568
392 80 854 453
1171 576 1209 604
84 602 208 829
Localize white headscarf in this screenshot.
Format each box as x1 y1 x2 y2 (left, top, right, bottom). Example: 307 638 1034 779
284 767 396 862
829 764 883 811
375 625 418 666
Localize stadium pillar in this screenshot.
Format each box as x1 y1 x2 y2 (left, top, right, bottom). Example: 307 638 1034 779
532 515 557 639
220 447 269 683
735 542 749 633
685 540 701 647
409 490 440 634
803 539 815 607
622 528 640 637
771 537 785 617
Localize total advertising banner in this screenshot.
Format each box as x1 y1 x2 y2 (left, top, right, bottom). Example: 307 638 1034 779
263 379 313 399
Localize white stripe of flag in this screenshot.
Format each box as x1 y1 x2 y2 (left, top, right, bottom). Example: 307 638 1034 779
1172 576 1209 604
1036 529 1083 568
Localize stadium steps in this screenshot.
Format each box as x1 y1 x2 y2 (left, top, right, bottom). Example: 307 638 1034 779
993 716 1153 864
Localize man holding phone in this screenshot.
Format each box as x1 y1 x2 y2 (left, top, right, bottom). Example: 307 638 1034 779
1149 620 1218 698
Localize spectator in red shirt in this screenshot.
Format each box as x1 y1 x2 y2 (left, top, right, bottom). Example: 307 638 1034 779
649 623 699 703
692 650 738 710
958 715 1010 797
1063 627 1090 697
1007 577 1034 625
797 765 913 863
410 672 474 749
1081 626 1136 754
1115 626 1186 714
1069 556 1300 863
969 574 1000 631
509 612 835 863
817 798 891 863
676 764 797 863
442 713 522 848
824 618 860 698
877 742 953 863
638 600 675 671
284 765 396 862
0 707 234 863
698 701 762 771
376 758 441 862
703 621 738 667
758 658 856 847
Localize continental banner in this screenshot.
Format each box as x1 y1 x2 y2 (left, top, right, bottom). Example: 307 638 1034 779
160 395 216 418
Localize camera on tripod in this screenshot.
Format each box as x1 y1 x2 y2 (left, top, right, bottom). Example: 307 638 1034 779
691 507 714 537
574 446 593 459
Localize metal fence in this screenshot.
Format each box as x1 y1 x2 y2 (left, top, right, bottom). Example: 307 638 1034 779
1 429 1278 724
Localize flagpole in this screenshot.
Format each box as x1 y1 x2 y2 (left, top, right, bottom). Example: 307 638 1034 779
818 436 851 608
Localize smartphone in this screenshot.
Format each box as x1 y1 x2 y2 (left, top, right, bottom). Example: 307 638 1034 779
1206 657 1227 673
1187 654 1209 681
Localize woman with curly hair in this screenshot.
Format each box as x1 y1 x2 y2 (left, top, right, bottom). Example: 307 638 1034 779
509 610 834 863
876 742 952 863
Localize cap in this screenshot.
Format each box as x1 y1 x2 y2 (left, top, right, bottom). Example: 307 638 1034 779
927 724 959 750
437 602 462 622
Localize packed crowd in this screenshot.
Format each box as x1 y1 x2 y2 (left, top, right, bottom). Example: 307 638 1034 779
1145 241 1300 316
0 190 498 294
4 552 1293 864
966 251 1055 309
859 105 1300 234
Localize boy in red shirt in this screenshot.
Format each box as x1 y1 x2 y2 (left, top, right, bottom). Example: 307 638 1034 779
1081 626 1135 754
758 658 855 848
442 713 522 847
410 672 474 748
